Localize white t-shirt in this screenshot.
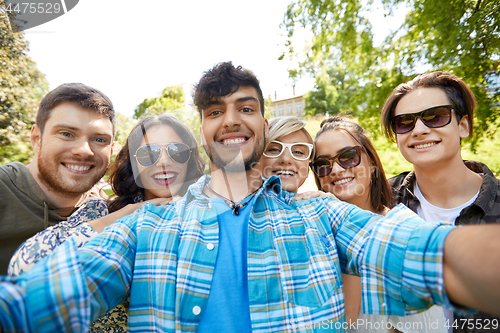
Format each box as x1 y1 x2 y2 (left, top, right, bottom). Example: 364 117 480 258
414 181 480 333
414 181 479 226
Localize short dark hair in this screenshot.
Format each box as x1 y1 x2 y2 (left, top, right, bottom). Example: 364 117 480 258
193 62 265 119
107 114 205 213
36 83 116 136
312 115 395 212
381 71 477 141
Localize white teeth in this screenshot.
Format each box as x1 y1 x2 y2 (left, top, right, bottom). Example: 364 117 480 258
66 164 91 171
154 173 175 180
413 142 436 149
334 177 353 185
222 138 246 145
276 170 295 176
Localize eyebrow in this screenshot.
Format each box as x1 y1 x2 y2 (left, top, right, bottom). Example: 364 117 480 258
235 96 259 104
52 124 112 138
315 146 350 159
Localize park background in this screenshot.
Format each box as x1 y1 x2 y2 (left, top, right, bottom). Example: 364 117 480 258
1 0 499 193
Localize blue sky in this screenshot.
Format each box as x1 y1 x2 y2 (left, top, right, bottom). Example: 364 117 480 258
24 0 315 117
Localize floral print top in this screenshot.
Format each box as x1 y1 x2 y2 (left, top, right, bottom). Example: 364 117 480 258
8 196 144 332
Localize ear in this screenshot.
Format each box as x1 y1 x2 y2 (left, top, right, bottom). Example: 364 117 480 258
199 125 207 147
459 115 470 139
110 141 115 156
30 125 42 152
264 118 269 141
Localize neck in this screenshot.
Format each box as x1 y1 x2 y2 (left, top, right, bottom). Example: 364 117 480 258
413 158 482 208
27 162 86 209
208 161 263 202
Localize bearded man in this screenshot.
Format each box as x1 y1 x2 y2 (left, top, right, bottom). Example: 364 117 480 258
0 83 115 274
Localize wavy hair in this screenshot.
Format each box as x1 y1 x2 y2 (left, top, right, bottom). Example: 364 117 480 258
107 114 205 213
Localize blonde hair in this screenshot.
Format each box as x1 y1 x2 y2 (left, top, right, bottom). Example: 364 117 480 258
267 116 314 157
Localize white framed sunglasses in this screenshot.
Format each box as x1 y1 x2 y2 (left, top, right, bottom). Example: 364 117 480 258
263 140 313 161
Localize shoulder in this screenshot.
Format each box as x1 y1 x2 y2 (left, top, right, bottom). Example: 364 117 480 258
67 198 109 225
0 162 29 181
388 171 413 189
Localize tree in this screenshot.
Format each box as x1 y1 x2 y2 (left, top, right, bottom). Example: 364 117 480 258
282 0 500 141
304 66 361 116
134 86 185 119
0 1 48 164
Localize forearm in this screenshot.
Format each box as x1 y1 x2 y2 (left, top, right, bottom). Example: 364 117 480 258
443 224 500 316
89 198 172 233
87 207 136 233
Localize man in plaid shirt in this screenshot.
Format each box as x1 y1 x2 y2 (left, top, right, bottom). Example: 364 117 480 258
0 62 499 332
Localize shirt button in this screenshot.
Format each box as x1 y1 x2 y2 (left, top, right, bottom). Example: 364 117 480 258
193 306 201 315
207 243 214 250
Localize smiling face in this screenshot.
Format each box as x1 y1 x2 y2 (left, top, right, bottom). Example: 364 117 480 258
135 125 189 200
314 129 373 209
200 86 268 173
31 102 113 198
261 130 311 193
394 87 469 171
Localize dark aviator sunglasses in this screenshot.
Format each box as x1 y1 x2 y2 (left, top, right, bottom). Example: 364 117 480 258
310 146 362 178
389 105 457 135
134 143 191 167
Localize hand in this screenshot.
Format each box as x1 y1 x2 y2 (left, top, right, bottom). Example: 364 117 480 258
89 195 182 233
293 191 337 202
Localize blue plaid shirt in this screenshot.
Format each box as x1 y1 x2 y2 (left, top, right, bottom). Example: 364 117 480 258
0 176 456 332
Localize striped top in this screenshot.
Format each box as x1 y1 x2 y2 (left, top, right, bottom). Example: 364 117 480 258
0 175 458 332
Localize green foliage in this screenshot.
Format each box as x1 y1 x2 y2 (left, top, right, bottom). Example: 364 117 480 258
0 1 48 164
134 86 185 119
281 0 500 144
264 96 274 119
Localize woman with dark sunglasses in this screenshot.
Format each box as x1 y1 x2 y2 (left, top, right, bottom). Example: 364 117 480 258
381 71 500 332
311 115 397 331
311 115 393 215
8 114 205 332
311 115 446 332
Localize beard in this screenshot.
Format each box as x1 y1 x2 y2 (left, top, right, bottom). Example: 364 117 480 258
37 149 108 199
208 127 266 173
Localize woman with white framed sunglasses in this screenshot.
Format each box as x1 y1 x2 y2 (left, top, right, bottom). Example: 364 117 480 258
260 116 314 193
8 114 205 332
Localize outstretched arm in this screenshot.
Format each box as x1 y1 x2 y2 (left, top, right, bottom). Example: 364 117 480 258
443 224 500 316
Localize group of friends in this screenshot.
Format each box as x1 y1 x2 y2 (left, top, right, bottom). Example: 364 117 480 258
0 62 499 332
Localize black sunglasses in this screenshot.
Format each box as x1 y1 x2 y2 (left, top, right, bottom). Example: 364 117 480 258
389 105 456 134
310 146 362 178
134 143 191 167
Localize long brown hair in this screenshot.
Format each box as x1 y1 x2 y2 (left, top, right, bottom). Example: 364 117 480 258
312 115 394 212
107 114 205 213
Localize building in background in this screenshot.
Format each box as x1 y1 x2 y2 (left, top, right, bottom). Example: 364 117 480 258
269 95 305 118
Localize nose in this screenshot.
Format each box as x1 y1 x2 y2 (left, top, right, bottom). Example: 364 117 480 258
71 139 94 158
222 107 241 129
156 147 173 167
278 147 293 164
328 159 345 176
411 118 430 136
